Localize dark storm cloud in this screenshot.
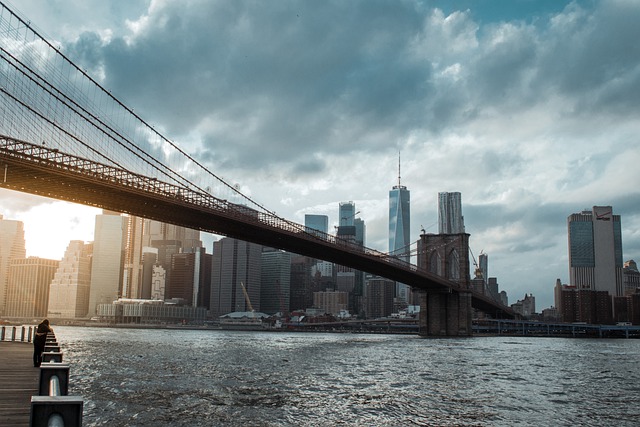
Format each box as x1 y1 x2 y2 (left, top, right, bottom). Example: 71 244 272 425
62 1 435 169
59 0 640 178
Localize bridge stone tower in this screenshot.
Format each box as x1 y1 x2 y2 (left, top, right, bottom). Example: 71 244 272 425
417 233 472 336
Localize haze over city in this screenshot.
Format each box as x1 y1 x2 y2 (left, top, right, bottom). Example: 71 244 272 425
1 0 639 310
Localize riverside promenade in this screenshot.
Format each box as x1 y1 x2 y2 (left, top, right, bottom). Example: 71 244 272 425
0 342 39 426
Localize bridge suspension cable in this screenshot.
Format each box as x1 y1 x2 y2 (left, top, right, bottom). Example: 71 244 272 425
0 1 282 222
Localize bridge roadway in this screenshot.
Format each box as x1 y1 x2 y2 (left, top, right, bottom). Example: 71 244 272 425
0 135 514 318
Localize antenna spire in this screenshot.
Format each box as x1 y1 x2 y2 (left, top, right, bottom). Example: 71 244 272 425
398 151 401 187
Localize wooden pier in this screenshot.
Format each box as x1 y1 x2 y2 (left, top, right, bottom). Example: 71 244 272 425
0 342 39 426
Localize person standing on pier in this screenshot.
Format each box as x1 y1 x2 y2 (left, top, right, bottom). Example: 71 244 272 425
33 319 52 367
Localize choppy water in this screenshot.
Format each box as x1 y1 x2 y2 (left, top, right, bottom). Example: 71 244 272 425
55 326 640 426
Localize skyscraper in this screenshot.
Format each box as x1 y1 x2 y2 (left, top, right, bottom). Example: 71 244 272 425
47 240 93 318
479 253 488 283
389 175 410 261
122 215 144 299
210 237 262 318
389 155 410 303
438 192 465 234
568 206 623 297
0 214 26 315
260 248 291 315
337 201 364 314
5 257 59 318
169 247 211 308
143 218 202 299
88 211 126 317
305 214 329 236
339 202 356 226
143 219 202 250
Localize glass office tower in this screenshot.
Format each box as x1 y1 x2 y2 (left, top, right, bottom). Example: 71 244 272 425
568 206 623 296
438 192 465 234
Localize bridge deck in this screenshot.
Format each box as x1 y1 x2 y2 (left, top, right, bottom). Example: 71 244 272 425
0 342 38 427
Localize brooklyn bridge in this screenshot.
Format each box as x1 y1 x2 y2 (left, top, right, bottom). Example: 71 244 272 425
0 2 514 336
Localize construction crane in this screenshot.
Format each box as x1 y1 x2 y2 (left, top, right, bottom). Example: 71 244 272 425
239 281 254 313
469 247 484 280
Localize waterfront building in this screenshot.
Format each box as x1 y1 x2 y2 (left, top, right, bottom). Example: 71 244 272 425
568 206 623 297
304 214 329 236
613 289 640 324
365 277 395 319
578 290 612 324
210 237 262 318
487 277 499 302
88 211 126 317
470 276 485 294
150 263 166 301
4 257 59 318
289 254 316 311
479 253 488 287
96 298 207 324
499 291 508 306
260 248 291 315
169 247 211 308
631 291 640 325
438 192 465 234
542 306 558 322
0 214 26 316
120 218 204 300
151 239 182 296
511 294 535 318
557 283 613 324
557 283 576 323
139 247 158 299
623 260 640 295
121 215 144 299
313 290 348 316
47 240 93 318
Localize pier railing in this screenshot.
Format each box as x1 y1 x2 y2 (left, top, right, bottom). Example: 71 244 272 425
0 325 33 342
13 327 85 427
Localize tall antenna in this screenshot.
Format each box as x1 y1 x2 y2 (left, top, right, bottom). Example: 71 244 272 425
398 151 401 187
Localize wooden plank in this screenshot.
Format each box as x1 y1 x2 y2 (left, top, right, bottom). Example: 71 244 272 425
0 342 39 427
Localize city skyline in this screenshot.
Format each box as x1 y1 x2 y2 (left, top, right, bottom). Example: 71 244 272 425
1 0 640 311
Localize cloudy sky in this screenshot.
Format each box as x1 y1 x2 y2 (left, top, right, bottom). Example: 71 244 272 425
2 0 639 310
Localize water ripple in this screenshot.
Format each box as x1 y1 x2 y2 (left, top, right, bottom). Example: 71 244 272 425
55 327 640 426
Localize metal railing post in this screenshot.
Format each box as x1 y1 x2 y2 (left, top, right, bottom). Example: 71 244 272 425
49 375 60 397
30 330 84 427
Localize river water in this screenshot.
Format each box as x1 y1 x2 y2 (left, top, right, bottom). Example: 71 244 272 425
54 326 640 426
